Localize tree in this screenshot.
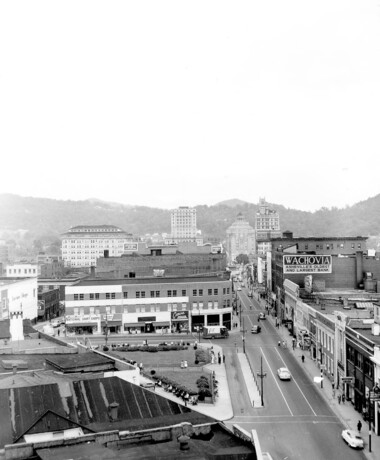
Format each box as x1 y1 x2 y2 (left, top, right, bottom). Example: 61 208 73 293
236 254 249 265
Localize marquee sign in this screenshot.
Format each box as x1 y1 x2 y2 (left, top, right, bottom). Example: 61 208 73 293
283 255 332 274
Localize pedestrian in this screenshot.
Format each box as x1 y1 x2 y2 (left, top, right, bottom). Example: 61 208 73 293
218 352 221 365
278 341 281 347
292 338 296 350
282 340 286 348
223 354 225 364
342 393 345 404
338 394 341 404
357 420 362 433
301 355 305 363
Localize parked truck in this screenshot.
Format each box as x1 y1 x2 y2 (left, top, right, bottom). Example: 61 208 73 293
202 326 229 339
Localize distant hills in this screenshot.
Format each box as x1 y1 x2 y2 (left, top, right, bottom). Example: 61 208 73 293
0 193 380 246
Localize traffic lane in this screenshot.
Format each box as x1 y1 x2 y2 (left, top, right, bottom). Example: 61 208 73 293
241 418 366 460
274 346 337 418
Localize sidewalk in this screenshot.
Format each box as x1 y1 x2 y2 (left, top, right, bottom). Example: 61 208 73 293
260 298 380 459
143 342 234 422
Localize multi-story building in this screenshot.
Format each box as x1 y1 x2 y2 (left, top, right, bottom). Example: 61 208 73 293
61 225 137 268
226 213 255 264
0 277 38 322
255 198 281 252
37 286 60 321
64 274 233 335
96 241 226 279
5 263 40 278
165 207 203 245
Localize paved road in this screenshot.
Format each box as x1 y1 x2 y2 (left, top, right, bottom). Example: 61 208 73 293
223 287 366 460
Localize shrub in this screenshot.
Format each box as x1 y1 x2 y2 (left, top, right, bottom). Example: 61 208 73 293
195 349 209 363
103 345 109 351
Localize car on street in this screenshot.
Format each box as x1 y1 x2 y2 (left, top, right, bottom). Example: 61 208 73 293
277 367 292 380
50 320 61 328
262 453 274 460
341 429 364 449
248 292 253 297
251 325 261 334
237 287 242 291
258 312 266 320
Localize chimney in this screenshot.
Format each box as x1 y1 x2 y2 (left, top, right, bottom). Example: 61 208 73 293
108 402 119 421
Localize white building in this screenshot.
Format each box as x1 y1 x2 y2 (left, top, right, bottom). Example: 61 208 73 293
6 263 40 278
165 207 203 245
0 277 38 322
226 213 255 264
61 225 136 268
255 198 281 252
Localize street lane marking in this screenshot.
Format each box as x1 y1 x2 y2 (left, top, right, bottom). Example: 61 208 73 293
275 348 317 416
261 347 294 416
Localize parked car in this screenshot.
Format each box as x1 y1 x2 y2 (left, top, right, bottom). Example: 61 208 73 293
50 320 60 328
262 453 274 460
341 430 364 449
258 312 266 320
277 367 292 380
251 325 261 334
237 287 242 291
248 292 253 298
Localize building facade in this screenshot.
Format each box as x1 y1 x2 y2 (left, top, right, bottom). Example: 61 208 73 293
6 263 39 278
61 225 137 268
226 213 255 264
64 275 233 335
0 277 38 322
255 198 281 250
165 206 203 245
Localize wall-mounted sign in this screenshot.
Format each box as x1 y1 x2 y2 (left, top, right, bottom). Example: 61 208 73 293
283 255 332 274
124 243 138 251
171 311 188 321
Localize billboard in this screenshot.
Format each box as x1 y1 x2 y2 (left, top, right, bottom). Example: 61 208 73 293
124 243 138 252
283 255 332 274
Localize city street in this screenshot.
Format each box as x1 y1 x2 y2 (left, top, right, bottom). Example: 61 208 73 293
223 287 366 460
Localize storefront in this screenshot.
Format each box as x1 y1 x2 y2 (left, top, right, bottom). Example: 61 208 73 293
65 314 100 335
171 311 189 333
102 313 122 334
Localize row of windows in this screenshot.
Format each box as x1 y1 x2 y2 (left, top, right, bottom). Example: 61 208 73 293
73 288 229 300
7 268 37 274
347 345 373 378
71 300 227 316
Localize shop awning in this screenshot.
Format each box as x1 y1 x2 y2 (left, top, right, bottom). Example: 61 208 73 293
67 322 97 328
124 322 144 327
154 321 170 327
101 313 122 326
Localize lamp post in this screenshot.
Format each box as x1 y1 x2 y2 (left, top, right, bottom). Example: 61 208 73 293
257 356 267 406
105 313 109 347
242 317 246 353
368 384 380 453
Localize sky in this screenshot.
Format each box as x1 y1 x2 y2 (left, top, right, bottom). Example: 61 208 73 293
1 0 380 212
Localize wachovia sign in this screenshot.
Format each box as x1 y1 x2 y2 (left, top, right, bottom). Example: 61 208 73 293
283 255 332 274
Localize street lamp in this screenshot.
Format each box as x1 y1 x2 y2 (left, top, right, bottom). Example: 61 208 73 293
104 313 109 347
257 356 267 406
242 317 246 353
368 384 380 453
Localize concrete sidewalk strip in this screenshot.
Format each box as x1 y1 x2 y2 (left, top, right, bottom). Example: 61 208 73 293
237 352 262 408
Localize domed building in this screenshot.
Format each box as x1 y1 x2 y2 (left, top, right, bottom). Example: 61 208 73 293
226 213 255 264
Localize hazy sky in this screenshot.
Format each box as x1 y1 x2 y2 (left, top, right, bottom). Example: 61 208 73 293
1 0 380 211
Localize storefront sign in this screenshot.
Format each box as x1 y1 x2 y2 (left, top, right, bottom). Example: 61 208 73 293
283 255 332 274
171 311 188 321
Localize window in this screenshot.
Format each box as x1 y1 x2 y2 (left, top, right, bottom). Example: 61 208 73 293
90 293 94 300
208 301 213 307
351 243 355 249
227 288 230 294
156 291 160 297
182 289 186 296
106 293 110 299
326 244 330 250
79 294 84 300
74 308 79 316
167 290 172 297
150 306 155 312
150 291 155 297
123 292 128 299
141 291 145 298
192 302 198 309
358 243 361 249
111 293 115 299
208 289 212 295
173 290 177 296
214 289 218 295
95 293 99 299
89 307 94 315
198 289 203 296
182 303 186 310
305 244 308 250
172 304 177 311
214 301 218 308
74 294 79 300
193 289 197 296
136 291 141 298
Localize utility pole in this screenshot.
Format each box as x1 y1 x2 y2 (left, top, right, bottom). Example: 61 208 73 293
242 317 246 353
257 356 267 406
105 312 109 347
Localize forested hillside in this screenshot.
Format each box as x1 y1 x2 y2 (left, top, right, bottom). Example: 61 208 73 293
1 193 380 245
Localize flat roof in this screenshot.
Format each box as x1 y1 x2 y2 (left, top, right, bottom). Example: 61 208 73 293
77 275 228 286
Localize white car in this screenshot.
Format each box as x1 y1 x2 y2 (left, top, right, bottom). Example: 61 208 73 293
237 287 242 291
50 320 60 328
277 367 291 380
262 453 274 460
341 429 364 449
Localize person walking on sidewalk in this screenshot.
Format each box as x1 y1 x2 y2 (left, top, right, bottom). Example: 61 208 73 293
357 420 362 433
342 393 345 404
301 355 305 363
338 394 341 404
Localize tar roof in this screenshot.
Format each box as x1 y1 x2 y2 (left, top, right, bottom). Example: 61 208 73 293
76 275 227 287
0 376 214 448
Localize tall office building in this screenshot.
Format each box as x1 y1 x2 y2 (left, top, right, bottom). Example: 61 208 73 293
165 207 202 245
226 213 255 263
255 198 281 254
